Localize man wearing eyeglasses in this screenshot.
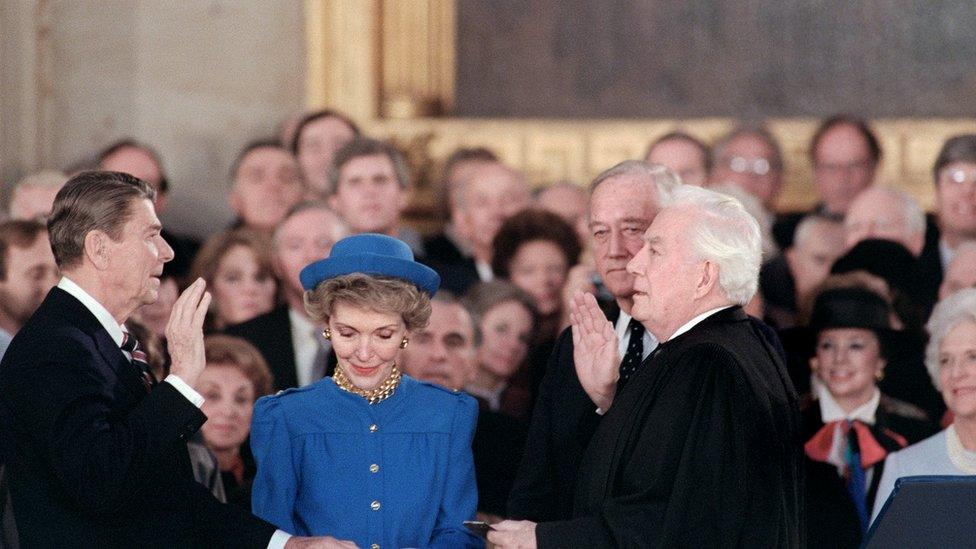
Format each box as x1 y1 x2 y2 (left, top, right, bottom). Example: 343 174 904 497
923 134 976 298
773 115 882 249
708 125 784 212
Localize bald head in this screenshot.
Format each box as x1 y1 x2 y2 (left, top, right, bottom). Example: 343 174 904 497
844 186 926 256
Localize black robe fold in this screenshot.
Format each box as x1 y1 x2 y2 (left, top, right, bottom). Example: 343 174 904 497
536 307 804 548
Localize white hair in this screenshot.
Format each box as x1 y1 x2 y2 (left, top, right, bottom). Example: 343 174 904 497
793 213 843 249
708 182 779 261
848 186 926 235
665 185 762 305
925 288 976 390
590 160 681 199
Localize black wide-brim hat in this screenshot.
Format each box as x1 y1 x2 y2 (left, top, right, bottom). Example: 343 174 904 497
804 286 898 357
299 233 440 295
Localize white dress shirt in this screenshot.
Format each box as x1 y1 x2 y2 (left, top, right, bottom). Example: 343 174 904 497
57 277 203 407
614 308 657 361
290 308 323 387
58 277 293 548
667 305 734 342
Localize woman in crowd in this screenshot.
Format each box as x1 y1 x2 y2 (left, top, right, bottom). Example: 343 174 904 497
461 280 539 421
873 288 976 520
250 234 482 548
491 208 581 341
801 287 937 548
189 228 279 332
491 208 581 397
194 334 273 510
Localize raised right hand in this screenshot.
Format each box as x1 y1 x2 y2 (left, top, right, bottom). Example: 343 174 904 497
165 278 211 386
570 290 620 412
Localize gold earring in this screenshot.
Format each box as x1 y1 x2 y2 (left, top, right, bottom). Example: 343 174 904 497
400 337 409 349
323 329 331 340
875 370 884 381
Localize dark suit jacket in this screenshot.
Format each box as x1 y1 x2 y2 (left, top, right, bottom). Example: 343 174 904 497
420 234 481 297
536 307 804 548
224 305 299 390
0 287 275 548
224 305 335 391
507 306 621 522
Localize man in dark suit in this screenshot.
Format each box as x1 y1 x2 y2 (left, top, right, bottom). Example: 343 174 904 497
506 160 676 522
0 172 333 547
492 185 802 548
225 202 345 389
421 150 530 296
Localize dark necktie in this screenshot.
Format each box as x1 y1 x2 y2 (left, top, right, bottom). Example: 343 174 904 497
121 330 157 393
845 420 870 533
618 318 646 384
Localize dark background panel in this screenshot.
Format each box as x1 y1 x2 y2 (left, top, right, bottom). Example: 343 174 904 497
455 0 976 118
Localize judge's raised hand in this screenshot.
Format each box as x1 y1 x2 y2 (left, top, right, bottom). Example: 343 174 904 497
165 278 211 386
570 290 620 412
487 520 537 548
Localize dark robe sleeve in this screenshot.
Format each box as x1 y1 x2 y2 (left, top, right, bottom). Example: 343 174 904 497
506 331 567 521
538 343 793 548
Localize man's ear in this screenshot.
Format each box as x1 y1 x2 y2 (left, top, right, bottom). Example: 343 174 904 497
84 230 110 270
695 260 719 298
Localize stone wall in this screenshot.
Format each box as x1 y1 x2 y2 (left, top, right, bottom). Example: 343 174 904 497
0 0 306 238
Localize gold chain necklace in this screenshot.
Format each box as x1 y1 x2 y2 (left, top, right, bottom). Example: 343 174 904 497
333 363 401 405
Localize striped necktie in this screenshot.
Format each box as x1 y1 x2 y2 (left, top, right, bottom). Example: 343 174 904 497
121 330 157 393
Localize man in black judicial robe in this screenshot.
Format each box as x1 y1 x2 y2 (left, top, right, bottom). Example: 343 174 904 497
490 185 803 548
507 161 665 522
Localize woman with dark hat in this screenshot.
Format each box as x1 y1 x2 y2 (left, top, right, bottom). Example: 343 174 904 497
801 286 938 549
249 234 483 548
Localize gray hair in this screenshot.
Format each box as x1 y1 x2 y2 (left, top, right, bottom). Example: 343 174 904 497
271 201 348 249
665 185 762 305
846 186 926 236
587 160 682 223
707 182 778 261
794 213 843 249
925 288 976 390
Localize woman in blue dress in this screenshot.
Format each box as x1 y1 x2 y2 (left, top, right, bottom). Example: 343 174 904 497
250 233 483 549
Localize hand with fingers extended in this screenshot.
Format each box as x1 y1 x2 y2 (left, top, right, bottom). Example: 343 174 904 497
570 290 620 412
284 535 359 549
486 520 537 548
165 278 212 386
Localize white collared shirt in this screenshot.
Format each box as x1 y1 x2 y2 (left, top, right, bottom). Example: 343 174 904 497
940 237 956 271
614 309 657 361
666 305 734 342
56 277 203 407
815 382 881 473
289 308 325 387
474 260 493 283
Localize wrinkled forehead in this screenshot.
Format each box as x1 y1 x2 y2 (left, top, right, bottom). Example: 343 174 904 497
589 176 660 218
428 301 475 340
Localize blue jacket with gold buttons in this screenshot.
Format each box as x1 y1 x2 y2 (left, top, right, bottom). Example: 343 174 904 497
251 374 483 548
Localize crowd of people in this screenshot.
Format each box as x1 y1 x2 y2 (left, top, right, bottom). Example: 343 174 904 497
0 108 974 548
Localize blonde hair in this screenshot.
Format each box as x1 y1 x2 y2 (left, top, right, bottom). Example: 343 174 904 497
304 273 431 331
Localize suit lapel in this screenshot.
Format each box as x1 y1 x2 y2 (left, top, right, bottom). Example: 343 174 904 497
48 288 147 400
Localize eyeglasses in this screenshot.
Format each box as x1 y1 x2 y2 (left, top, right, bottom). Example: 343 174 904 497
940 168 976 186
725 156 774 176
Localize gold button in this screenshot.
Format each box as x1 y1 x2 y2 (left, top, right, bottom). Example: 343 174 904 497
371 500 381 511
371 545 380 549
369 463 380 473
369 424 378 432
